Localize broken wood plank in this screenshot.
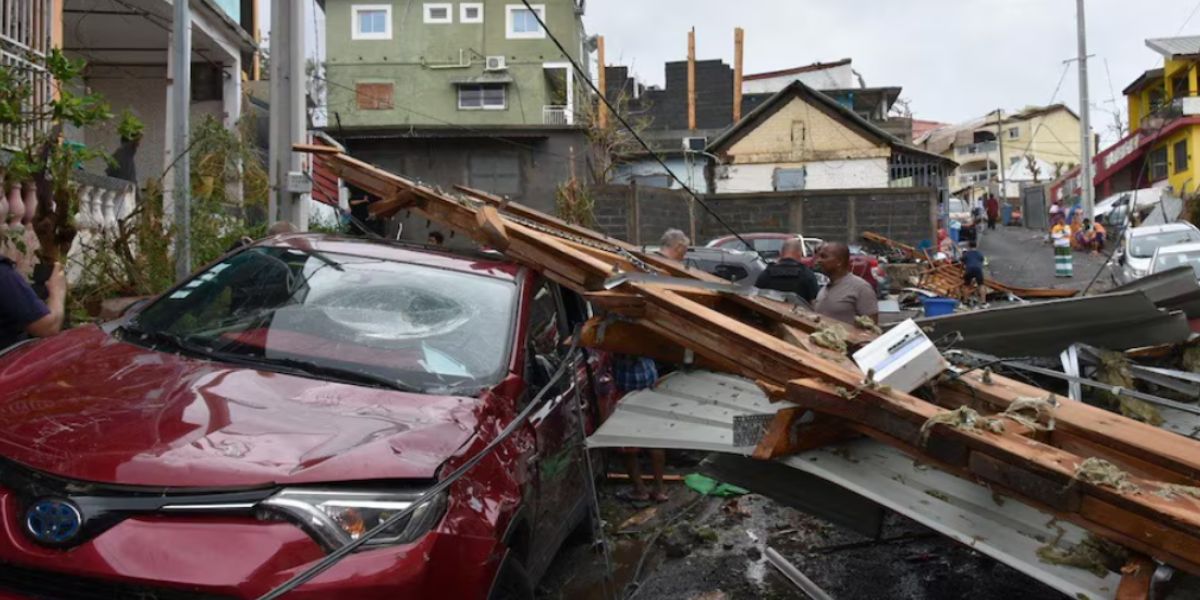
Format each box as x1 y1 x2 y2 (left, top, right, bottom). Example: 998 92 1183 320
1116 555 1155 600
475 205 511 250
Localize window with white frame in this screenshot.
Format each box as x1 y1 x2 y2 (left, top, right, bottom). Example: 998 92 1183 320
461 3 484 23
458 84 507 110
506 4 546 39
352 5 392 40
1008 126 1020 139
424 3 452 23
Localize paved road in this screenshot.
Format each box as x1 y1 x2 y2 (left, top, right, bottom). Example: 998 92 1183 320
977 223 1114 294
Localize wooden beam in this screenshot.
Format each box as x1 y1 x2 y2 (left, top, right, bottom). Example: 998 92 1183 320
733 27 744 122
1116 555 1155 600
475 205 511 250
597 36 608 130
687 28 697 131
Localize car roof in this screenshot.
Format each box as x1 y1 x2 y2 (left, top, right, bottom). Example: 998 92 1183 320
1130 223 1199 236
1154 242 1200 255
257 233 521 281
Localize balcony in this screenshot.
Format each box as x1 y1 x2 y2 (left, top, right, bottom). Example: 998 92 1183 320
954 141 999 160
957 172 991 187
542 105 573 126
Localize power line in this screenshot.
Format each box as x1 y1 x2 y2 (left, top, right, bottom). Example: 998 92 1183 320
517 0 753 250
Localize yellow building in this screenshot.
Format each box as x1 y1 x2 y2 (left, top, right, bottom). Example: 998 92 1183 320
1116 36 1200 198
916 105 1082 201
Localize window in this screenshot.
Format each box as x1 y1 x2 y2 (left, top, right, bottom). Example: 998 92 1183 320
506 4 546 39
1149 146 1170 181
469 153 521 196
352 5 392 40
461 3 483 23
1008 126 1020 139
458 83 507 110
423 3 452 23
1176 139 1189 174
356 83 394 110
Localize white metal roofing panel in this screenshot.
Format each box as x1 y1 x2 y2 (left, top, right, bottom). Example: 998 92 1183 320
589 370 1122 599
1147 36 1200 57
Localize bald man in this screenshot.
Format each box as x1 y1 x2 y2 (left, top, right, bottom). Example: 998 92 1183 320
814 242 878 324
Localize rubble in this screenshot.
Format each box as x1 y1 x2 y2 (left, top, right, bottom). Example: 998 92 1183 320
302 144 1200 585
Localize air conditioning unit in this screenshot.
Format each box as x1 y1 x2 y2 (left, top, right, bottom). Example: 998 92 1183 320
485 56 508 71
682 136 707 152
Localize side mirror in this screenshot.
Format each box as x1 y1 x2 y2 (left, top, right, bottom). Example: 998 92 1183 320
1118 252 1127 266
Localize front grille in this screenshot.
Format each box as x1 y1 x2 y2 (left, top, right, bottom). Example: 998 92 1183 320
0 563 236 600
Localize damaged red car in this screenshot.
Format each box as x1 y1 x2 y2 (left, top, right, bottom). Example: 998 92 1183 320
0 235 615 599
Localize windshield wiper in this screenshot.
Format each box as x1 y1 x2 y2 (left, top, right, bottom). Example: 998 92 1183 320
118 324 215 358
240 356 424 393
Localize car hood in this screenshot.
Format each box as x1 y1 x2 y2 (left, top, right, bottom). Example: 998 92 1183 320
0 326 495 488
1127 255 1153 273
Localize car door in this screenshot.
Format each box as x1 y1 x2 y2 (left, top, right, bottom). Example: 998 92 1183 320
522 277 589 575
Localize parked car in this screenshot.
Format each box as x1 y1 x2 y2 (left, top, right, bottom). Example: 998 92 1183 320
0 235 617 599
705 232 887 296
1149 242 1200 279
705 232 823 260
1114 222 1200 284
684 246 768 284
947 197 972 224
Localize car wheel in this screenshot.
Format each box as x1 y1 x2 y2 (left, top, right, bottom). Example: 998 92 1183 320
489 552 535 600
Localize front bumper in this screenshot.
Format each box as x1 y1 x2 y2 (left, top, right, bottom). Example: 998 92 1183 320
0 489 502 599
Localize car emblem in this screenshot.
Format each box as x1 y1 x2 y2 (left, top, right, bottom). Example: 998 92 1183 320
24 498 83 546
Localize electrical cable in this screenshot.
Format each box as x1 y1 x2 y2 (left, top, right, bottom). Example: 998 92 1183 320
256 340 584 600
517 0 755 252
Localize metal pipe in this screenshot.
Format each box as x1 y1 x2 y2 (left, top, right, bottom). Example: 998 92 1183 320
171 0 191 281
764 546 835 600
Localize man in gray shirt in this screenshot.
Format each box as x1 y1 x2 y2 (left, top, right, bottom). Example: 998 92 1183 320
813 242 878 325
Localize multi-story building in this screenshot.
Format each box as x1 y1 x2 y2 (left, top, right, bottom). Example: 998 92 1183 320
917 105 1082 202
323 0 590 213
1056 36 1200 203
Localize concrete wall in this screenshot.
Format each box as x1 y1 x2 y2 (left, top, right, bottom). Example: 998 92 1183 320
714 159 889 193
742 63 856 94
79 65 224 187
611 156 710 193
325 0 585 128
345 129 587 215
592 184 937 246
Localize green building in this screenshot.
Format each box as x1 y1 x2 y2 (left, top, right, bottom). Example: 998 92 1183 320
323 0 591 214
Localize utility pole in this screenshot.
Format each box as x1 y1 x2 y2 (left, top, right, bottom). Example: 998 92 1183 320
995 109 1007 202
171 0 191 281
268 0 311 230
733 28 744 122
597 36 607 130
1076 0 1095 220
687 28 696 130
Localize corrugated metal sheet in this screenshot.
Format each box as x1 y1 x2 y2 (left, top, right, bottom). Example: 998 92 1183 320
588 370 1121 599
915 290 1192 357
1147 36 1200 57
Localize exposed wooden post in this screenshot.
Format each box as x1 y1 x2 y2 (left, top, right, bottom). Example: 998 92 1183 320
252 0 262 80
733 27 744 122
51 0 63 51
687 28 696 131
597 36 608 130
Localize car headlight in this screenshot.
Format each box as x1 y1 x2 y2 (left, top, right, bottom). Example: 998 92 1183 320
260 489 447 551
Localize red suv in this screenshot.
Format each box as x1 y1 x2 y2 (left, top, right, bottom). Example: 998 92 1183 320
0 235 615 599
706 233 889 295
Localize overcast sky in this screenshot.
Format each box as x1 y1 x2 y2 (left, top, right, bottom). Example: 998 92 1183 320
584 0 1200 145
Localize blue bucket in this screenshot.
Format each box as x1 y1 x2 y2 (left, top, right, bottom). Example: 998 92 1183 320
920 296 959 318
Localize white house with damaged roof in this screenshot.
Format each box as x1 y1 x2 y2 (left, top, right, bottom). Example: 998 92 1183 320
704 81 955 195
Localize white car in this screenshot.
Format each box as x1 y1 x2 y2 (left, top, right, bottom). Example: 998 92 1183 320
1149 242 1200 279
1114 222 1200 284
947 198 972 224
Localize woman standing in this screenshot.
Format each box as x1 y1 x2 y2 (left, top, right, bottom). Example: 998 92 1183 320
1051 213 1074 278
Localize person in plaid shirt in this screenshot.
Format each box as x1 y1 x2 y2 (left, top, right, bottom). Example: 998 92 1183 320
613 354 668 502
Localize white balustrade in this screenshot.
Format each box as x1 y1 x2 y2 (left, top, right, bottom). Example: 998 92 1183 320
6 184 21 231
22 181 35 227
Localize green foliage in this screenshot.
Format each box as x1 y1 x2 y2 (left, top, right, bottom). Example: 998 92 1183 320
117 110 144 142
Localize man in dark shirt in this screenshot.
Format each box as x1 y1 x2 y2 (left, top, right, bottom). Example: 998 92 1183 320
0 258 66 350
755 239 819 304
961 240 987 305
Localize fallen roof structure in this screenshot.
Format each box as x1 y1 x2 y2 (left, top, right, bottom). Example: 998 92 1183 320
300 144 1200 594
916 291 1194 357
590 370 1124 599
1111 265 1200 319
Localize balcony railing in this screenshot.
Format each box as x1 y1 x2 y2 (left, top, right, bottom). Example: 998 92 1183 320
0 0 55 150
954 141 999 157
543 105 572 126
957 172 991 186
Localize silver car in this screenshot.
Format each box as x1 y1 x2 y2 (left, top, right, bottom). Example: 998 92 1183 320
1114 222 1200 284
1149 242 1200 280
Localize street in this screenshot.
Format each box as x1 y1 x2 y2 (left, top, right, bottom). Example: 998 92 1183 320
977 224 1114 294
